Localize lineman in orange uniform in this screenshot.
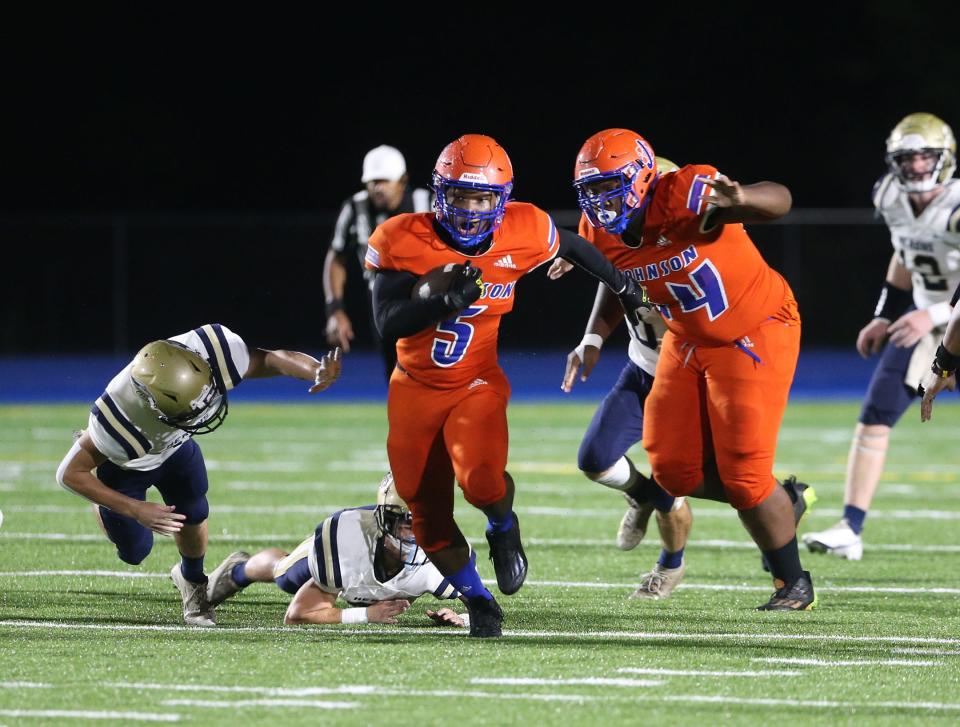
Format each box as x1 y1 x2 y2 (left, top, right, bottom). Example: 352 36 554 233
572 129 816 611
366 134 648 636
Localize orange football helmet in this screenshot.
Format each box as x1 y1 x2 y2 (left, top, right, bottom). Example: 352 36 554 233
573 129 657 234
432 134 514 247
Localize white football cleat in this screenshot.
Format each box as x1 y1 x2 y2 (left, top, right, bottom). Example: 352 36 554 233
170 563 216 627
802 519 863 561
206 551 251 607
617 494 656 551
629 560 686 600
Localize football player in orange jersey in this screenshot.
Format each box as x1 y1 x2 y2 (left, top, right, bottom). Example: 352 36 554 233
365 134 649 636
571 129 816 611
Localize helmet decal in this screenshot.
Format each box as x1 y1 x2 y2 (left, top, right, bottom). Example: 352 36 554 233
432 134 514 248
573 128 659 235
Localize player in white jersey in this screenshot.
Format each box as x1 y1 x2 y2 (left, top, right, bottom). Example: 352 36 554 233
56 323 341 626
206 473 468 627
804 113 960 560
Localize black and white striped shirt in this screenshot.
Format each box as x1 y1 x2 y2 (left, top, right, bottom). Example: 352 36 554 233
330 187 432 286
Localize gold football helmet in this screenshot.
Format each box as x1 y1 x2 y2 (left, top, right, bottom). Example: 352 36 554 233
885 112 956 192
375 472 425 568
655 156 680 174
130 340 228 434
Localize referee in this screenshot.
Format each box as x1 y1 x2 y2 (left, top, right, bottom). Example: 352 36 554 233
323 145 432 382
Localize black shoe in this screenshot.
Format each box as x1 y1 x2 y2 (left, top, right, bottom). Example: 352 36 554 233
466 595 503 638
486 515 528 595
762 476 818 573
756 570 817 611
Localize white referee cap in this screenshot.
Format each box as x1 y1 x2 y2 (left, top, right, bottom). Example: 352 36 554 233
361 145 407 183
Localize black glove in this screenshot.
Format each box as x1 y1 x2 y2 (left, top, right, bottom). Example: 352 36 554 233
618 278 649 326
443 262 484 310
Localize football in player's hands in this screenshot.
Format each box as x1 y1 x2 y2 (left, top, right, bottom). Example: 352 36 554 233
411 262 484 310
411 263 464 300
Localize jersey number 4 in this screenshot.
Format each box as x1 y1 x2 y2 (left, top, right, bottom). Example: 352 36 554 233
431 306 487 367
664 259 729 320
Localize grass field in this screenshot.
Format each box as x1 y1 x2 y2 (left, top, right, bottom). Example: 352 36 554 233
1 400 959 726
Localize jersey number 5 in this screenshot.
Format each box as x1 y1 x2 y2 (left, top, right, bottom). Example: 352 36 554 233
665 259 729 320
431 306 487 367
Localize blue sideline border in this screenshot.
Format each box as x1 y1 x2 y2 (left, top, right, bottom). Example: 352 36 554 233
2 347 946 404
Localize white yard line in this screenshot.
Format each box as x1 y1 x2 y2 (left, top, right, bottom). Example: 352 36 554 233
0 570 957 595
616 667 801 677
657 695 960 712
469 677 663 687
3 620 960 645
891 648 960 655
6 504 960 520
5 531 960 553
163 699 355 709
0 709 179 722
753 657 941 667
104 682 376 696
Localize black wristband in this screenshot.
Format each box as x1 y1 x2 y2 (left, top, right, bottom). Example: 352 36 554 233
934 343 960 375
325 299 345 318
874 282 912 321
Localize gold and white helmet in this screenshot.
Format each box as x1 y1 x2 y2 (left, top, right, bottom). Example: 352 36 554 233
885 112 956 193
375 472 425 568
655 156 680 175
130 340 228 434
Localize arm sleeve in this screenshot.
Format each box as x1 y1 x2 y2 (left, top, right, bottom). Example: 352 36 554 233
556 226 629 293
372 270 456 340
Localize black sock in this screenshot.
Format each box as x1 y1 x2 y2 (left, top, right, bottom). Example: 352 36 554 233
761 538 803 584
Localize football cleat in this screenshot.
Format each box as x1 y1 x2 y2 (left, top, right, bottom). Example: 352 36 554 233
486 515 528 595
802 519 863 561
170 563 216 627
761 476 818 572
617 493 656 551
206 551 251 607
629 560 686 600
757 571 817 611
465 595 503 638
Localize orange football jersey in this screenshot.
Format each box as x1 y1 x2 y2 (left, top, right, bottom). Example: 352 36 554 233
599 164 799 346
366 202 559 388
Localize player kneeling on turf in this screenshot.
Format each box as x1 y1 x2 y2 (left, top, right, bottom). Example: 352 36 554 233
55 324 341 627
207 473 469 627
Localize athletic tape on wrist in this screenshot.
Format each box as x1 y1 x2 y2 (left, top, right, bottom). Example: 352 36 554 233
340 607 368 624
574 333 604 361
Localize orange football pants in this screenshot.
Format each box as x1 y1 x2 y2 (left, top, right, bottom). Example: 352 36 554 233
643 320 800 510
387 366 511 552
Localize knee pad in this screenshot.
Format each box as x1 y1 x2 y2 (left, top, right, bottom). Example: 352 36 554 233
459 467 506 508
648 453 701 497
577 438 614 474
175 495 209 525
116 532 153 565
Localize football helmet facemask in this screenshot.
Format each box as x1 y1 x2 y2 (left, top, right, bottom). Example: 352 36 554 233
375 472 425 569
574 129 658 234
131 339 228 435
432 134 514 248
885 112 956 193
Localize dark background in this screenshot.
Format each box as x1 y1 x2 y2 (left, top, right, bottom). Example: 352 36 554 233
4 6 959 354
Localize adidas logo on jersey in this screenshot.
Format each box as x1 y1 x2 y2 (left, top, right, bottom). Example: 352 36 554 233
656 235 672 247
494 255 517 269
468 378 488 389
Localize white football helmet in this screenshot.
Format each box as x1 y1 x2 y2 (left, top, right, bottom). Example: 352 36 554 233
885 112 956 192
